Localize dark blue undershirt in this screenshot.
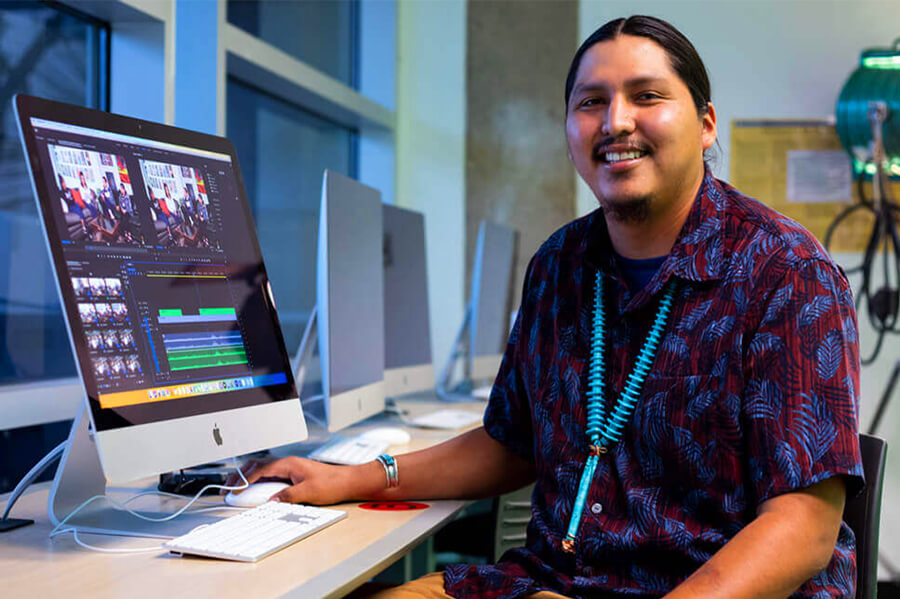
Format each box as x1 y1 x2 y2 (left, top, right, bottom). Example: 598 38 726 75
615 252 667 294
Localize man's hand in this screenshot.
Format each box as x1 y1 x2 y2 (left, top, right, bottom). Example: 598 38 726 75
224 456 367 505
222 427 536 506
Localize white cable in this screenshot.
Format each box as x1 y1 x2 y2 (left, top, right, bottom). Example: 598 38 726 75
2 441 66 521
48 458 251 551
50 528 164 553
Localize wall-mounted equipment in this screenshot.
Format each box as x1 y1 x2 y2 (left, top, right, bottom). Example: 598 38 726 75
829 39 900 365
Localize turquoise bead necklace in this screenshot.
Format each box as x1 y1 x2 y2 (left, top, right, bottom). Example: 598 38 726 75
561 271 677 554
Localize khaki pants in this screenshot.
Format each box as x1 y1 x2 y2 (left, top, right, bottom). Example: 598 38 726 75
355 571 569 599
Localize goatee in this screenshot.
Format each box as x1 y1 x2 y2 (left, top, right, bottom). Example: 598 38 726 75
600 196 651 223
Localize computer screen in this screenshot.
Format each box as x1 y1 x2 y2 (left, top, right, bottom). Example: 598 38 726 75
14 94 307 484
382 204 433 397
317 170 385 431
470 221 516 381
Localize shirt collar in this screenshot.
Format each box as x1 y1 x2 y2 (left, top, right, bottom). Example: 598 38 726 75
582 167 727 287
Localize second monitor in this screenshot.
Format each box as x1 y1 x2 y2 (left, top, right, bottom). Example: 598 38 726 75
382 204 434 397
317 170 385 431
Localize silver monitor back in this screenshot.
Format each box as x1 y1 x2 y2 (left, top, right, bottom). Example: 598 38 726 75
469 221 516 381
317 170 385 431
382 204 434 396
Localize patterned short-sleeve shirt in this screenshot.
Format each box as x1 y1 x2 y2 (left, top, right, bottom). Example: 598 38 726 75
445 171 865 599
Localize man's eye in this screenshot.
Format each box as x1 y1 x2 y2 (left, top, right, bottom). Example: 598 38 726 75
637 92 661 101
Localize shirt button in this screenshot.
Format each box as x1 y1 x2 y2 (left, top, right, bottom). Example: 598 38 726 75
591 502 603 514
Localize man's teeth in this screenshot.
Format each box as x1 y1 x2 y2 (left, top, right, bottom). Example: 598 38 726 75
604 151 645 163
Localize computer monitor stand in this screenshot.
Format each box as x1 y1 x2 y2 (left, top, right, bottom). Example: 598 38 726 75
436 301 479 402
291 306 328 430
48 402 220 539
293 305 318 391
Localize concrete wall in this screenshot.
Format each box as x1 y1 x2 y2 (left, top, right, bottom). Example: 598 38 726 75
466 0 577 308
579 0 900 576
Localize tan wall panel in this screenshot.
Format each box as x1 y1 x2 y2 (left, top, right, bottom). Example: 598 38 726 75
466 0 577 310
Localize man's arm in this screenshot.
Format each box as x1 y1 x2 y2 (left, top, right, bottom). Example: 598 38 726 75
664 477 846 599
229 426 536 505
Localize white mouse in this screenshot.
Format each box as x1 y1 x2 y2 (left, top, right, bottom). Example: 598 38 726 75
225 481 290 508
359 426 412 445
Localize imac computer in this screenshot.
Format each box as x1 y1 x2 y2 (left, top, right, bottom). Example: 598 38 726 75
314 170 385 432
382 204 434 397
13 94 307 536
469 221 517 380
438 220 516 399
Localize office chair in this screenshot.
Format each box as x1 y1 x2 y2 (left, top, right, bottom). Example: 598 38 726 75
431 485 535 566
493 484 534 561
845 433 887 599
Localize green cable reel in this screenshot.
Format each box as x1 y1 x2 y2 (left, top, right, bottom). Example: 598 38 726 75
836 40 900 178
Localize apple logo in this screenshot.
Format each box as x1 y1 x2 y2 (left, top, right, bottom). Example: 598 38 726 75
212 424 223 446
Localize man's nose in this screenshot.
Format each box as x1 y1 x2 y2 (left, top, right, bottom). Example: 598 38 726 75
601 96 635 137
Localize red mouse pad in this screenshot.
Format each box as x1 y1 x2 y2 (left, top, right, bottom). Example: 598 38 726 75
359 501 429 511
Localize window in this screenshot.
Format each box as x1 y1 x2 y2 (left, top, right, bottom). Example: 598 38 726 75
226 77 357 349
0 2 108 384
0 1 109 494
227 0 359 88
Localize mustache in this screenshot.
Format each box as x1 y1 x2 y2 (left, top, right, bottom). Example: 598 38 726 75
593 138 652 155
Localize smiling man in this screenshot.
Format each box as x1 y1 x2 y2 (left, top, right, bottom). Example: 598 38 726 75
235 16 864 599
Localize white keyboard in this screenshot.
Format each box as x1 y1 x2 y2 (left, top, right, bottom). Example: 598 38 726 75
307 435 389 465
164 502 346 562
409 408 482 430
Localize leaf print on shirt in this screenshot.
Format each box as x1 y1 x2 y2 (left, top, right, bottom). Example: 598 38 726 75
798 295 835 328
816 330 843 381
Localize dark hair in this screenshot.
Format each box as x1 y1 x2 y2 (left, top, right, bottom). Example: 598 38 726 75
564 15 711 117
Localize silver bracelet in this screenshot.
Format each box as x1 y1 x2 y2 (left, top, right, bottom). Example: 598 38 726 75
375 454 399 488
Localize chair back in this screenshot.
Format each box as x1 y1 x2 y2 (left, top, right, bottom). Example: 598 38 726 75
493 483 534 562
844 433 887 599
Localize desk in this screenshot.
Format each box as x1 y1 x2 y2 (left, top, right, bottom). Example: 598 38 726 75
1 397 486 599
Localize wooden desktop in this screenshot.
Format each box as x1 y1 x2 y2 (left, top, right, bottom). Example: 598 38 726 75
0 398 485 599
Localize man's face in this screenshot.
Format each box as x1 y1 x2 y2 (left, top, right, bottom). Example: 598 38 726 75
565 35 716 222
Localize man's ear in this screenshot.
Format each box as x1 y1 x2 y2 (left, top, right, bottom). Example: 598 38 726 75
701 102 718 151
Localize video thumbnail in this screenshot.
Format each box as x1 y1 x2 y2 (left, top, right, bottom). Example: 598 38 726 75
78 303 98 326
126 355 141 374
109 356 126 376
119 330 135 347
89 278 107 296
86 330 103 350
96 303 112 325
103 330 119 349
93 357 110 377
72 277 91 298
110 303 128 324
47 146 144 245
105 278 122 296
139 160 214 249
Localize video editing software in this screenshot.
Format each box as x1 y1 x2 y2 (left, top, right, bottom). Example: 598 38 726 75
28 118 290 423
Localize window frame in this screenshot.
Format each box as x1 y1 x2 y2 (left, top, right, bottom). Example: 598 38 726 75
0 0 397 430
